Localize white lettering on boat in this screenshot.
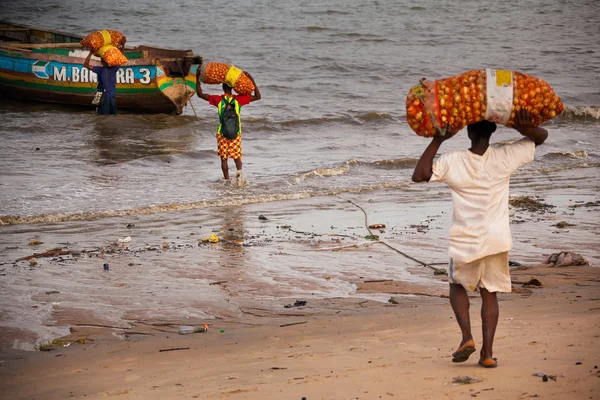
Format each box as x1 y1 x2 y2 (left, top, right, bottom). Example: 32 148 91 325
54 66 67 81
140 68 151 84
124 68 134 84
52 66 150 85
116 68 135 84
71 67 80 82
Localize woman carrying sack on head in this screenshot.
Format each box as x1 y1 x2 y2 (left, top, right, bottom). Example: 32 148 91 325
84 51 119 115
82 36 127 115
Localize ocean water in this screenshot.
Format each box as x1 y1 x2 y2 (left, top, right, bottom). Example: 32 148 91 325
0 0 599 222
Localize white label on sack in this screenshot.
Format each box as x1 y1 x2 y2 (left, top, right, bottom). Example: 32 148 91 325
485 69 513 125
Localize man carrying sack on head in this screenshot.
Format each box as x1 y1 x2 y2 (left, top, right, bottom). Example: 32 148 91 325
196 69 261 181
411 110 548 369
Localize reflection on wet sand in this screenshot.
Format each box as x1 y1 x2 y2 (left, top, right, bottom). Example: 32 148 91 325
91 115 200 165
213 205 249 271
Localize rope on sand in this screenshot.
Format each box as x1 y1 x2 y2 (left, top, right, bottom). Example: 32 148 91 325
338 196 441 272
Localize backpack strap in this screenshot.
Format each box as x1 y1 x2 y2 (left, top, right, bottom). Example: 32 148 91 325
218 96 237 115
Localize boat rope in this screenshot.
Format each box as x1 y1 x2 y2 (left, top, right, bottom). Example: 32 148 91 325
177 61 201 122
187 93 201 121
337 196 441 272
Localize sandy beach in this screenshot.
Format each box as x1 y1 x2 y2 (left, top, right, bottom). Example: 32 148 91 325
1 186 599 399
0 266 598 399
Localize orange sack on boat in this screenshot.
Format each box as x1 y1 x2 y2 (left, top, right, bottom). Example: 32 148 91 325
199 61 256 96
80 30 126 52
97 45 128 67
405 69 564 137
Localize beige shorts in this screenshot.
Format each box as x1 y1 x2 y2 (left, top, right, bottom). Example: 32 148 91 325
449 252 511 293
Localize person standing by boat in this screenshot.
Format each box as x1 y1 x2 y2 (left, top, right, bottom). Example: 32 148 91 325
83 49 121 115
411 110 548 368
195 71 261 181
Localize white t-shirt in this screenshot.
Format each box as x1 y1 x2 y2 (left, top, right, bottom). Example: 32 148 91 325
430 138 536 263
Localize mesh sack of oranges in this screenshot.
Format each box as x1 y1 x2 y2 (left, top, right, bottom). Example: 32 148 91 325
406 69 564 137
97 45 128 67
81 30 126 52
199 61 256 95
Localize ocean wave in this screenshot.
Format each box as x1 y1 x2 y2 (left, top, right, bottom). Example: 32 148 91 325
558 106 600 121
279 115 350 127
262 84 292 91
515 161 600 175
275 112 394 128
329 33 392 43
542 150 589 160
289 156 417 184
357 37 396 43
306 26 332 31
290 159 358 183
303 10 352 15
355 112 395 122
0 181 412 226
331 32 376 38
359 158 418 169
309 62 352 73
3 158 597 226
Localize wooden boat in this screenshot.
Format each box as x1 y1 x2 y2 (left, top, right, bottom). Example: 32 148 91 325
0 21 202 114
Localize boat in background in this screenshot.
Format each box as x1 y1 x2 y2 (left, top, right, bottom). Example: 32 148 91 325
0 21 202 114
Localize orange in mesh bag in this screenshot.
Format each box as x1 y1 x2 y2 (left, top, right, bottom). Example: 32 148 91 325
406 69 564 137
199 62 256 95
81 30 126 52
97 45 128 67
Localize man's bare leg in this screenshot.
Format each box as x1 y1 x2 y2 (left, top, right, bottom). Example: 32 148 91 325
232 158 246 186
450 283 473 345
233 158 242 174
479 288 499 366
450 283 474 357
221 158 229 180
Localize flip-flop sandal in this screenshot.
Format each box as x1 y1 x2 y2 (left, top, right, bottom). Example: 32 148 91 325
478 357 498 368
452 340 476 363
452 339 475 357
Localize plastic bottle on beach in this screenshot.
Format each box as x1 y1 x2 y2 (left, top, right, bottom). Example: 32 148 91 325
178 325 208 335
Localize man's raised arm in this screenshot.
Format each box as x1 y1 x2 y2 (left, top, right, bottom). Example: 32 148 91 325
412 123 455 182
82 51 93 71
196 68 210 101
513 109 548 146
244 72 261 102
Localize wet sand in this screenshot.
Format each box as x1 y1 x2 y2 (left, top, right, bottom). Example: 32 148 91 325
0 186 599 398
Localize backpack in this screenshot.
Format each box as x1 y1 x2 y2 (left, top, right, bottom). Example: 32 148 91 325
218 96 240 140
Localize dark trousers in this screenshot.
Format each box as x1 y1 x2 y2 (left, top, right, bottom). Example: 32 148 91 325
97 96 117 115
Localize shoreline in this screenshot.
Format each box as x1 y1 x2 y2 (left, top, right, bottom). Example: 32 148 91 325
1 188 598 350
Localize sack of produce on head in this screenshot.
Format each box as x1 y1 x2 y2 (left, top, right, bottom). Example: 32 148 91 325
81 30 127 52
405 69 564 137
199 61 256 95
233 73 255 96
97 45 128 66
